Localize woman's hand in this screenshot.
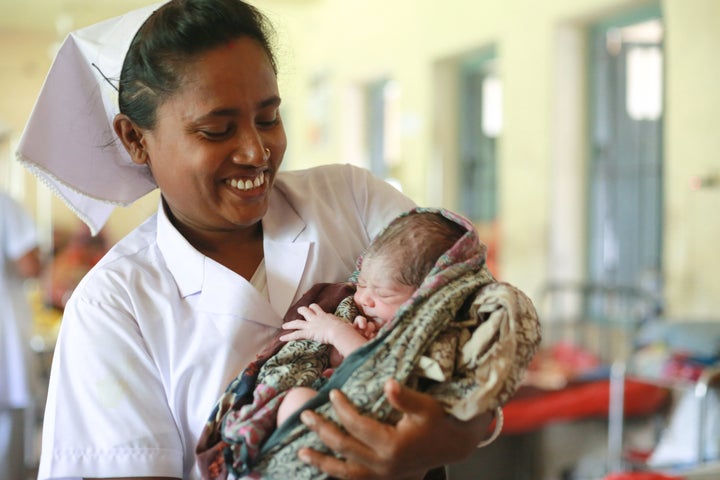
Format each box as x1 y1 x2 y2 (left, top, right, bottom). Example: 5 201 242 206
297 379 492 480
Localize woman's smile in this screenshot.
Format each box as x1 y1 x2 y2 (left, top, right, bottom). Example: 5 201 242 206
225 170 266 192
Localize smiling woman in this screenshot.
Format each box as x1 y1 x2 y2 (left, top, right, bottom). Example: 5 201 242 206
114 35 288 277
16 1 495 479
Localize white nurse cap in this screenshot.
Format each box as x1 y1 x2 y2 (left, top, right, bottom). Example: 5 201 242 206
16 2 165 235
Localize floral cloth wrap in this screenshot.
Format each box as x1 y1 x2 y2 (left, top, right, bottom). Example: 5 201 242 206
196 208 541 480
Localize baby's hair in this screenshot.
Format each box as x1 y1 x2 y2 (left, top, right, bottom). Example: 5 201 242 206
365 211 466 288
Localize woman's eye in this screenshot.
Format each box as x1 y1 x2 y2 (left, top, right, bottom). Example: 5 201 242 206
257 116 279 128
200 125 233 139
257 108 281 128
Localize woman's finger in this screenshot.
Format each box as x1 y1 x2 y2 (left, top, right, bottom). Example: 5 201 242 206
300 407 376 463
327 389 395 451
298 445 422 480
297 446 368 480
385 379 492 462
383 379 442 420
303 385 461 479
300 380 493 479
298 408 382 479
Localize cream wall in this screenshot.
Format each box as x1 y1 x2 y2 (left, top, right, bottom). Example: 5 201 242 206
2 0 718 317
0 29 56 249
268 0 720 317
662 1 720 317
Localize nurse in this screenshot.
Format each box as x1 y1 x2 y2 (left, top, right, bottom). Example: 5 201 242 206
0 190 42 479
18 0 493 479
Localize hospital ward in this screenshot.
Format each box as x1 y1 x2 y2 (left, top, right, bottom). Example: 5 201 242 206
0 0 719 479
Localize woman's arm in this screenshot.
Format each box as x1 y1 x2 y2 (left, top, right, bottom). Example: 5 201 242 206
297 379 493 480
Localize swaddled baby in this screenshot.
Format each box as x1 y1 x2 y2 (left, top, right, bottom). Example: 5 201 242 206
197 208 541 480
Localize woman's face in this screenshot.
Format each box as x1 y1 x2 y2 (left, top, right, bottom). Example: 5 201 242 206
140 37 287 233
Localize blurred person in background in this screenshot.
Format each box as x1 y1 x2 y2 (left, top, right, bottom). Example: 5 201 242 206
0 189 42 479
41 224 108 312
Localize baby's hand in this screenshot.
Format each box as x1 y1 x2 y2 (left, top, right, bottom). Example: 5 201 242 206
353 315 378 340
280 303 348 345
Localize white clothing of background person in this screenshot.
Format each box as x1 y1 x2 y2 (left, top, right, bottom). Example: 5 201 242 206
0 190 41 479
39 164 415 480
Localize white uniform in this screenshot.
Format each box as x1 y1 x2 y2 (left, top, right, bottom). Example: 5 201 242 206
0 192 38 409
0 192 39 480
39 164 415 480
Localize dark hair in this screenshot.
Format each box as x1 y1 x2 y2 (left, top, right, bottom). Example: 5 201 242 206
365 211 467 288
118 0 277 129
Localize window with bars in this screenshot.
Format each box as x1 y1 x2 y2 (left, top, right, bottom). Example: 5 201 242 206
458 51 501 224
588 8 664 295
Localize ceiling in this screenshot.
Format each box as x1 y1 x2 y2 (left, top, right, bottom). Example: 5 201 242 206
0 1 159 34
0 0 314 34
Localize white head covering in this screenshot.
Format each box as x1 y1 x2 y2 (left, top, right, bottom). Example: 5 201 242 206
16 2 165 235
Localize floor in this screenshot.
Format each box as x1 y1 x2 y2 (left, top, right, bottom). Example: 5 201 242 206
0 407 40 480
447 419 720 480
447 417 658 480
447 425 611 480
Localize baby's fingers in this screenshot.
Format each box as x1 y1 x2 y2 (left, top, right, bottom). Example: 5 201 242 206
282 319 307 330
297 303 325 320
307 303 327 314
279 330 309 342
353 316 368 330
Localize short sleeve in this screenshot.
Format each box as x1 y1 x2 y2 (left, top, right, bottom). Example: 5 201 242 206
39 295 184 479
343 164 417 240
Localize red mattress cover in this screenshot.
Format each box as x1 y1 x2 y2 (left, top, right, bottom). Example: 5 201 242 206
502 379 670 435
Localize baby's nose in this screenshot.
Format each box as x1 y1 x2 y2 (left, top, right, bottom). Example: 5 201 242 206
355 290 374 308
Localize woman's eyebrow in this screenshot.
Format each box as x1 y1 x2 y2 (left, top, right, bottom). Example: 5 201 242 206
196 96 283 120
258 95 282 109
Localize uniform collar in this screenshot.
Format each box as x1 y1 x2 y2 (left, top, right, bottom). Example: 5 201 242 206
262 185 310 317
155 188 310 319
156 198 205 298
157 198 205 298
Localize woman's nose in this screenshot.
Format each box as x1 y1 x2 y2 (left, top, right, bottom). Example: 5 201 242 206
231 129 269 165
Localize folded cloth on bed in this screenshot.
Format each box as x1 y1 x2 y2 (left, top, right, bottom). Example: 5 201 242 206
195 208 541 480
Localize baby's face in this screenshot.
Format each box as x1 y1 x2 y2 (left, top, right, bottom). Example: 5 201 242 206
353 255 415 325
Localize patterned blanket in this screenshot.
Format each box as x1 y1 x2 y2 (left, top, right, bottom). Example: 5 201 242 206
196 208 541 480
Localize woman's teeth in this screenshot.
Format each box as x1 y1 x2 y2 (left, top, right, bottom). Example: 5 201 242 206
227 172 265 191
